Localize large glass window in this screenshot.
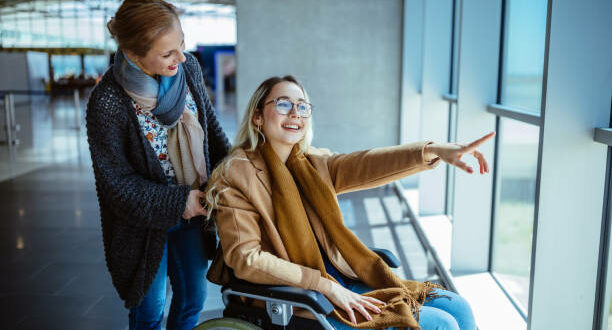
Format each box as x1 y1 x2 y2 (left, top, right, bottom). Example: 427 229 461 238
500 0 548 112
0 1 236 50
491 118 539 312
490 0 548 316
51 55 82 80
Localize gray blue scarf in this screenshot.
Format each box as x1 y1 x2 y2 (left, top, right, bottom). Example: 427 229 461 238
112 50 186 127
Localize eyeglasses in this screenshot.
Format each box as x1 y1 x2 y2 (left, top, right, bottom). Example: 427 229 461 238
264 98 313 118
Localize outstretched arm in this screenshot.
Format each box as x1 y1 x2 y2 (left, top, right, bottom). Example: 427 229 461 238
324 141 441 195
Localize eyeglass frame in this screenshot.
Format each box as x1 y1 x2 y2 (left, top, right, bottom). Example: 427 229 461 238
263 97 313 118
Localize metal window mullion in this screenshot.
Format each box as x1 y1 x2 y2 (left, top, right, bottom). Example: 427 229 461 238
526 0 553 327
444 0 460 217
594 145 612 330
593 102 612 330
488 115 502 273
445 102 458 216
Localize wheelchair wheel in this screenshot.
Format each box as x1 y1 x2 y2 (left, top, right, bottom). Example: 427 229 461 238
193 317 263 330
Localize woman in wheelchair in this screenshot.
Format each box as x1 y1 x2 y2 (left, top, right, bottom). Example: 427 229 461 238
205 76 492 329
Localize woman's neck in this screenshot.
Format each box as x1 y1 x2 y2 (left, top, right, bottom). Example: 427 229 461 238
124 51 156 78
269 141 293 163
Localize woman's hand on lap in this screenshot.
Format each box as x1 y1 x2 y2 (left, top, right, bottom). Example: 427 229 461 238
323 281 384 325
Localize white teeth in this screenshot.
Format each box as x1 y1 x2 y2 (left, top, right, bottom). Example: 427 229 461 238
283 124 299 130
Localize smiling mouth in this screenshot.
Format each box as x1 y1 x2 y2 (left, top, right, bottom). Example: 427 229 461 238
168 65 177 70
281 124 301 132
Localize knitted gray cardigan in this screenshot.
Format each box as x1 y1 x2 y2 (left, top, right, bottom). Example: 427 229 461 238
86 53 230 308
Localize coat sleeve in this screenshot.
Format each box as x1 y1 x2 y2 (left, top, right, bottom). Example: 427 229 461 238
216 181 328 291
325 141 441 195
86 89 190 230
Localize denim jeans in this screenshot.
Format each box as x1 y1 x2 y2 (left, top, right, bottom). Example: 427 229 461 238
129 220 209 330
327 281 476 330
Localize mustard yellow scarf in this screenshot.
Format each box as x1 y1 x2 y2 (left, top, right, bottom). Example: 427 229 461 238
261 142 442 330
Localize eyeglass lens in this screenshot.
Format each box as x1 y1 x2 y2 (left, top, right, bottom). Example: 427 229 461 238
275 99 311 117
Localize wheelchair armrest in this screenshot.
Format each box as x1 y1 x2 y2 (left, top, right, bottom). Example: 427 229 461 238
369 247 401 268
223 278 335 315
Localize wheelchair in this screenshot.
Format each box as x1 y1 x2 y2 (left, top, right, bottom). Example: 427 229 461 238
194 248 401 330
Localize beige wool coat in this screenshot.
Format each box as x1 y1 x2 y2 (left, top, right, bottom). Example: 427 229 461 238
209 141 441 297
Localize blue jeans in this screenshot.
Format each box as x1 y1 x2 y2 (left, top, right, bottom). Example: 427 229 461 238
327 282 476 330
129 220 209 330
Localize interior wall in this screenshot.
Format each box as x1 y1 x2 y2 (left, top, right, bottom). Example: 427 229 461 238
235 0 404 152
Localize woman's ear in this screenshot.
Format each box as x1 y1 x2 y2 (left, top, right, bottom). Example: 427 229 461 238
253 112 263 126
124 50 138 64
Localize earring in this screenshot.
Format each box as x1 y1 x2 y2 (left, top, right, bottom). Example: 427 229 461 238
256 123 266 142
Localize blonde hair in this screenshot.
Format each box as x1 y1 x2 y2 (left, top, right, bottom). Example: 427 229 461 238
205 76 313 216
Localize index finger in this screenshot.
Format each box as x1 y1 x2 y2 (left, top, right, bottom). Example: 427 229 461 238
362 295 385 305
464 131 495 152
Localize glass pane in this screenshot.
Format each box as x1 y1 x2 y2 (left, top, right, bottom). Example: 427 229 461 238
52 55 82 80
500 0 547 112
84 55 109 79
492 118 539 312
0 1 236 49
608 291 612 329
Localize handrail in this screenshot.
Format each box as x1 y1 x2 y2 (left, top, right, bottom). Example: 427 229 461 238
392 181 458 293
594 128 612 146
486 103 541 126
0 90 75 98
442 93 458 104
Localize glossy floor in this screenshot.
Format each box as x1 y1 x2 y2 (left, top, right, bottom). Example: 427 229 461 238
0 93 433 329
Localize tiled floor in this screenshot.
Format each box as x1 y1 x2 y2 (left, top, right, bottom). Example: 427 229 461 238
0 92 435 329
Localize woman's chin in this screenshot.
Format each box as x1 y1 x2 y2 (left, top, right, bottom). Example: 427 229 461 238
284 137 304 146
160 70 178 77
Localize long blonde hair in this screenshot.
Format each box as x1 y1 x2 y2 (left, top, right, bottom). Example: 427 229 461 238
205 76 313 215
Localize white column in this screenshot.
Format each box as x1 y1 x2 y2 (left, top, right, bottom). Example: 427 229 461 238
528 0 612 328
399 0 424 187
418 0 453 215
450 0 500 273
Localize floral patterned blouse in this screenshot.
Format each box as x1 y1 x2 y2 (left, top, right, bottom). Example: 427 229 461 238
132 87 199 184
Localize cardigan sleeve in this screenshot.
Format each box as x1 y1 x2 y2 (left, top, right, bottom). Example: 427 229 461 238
86 88 190 230
325 141 441 195
216 181 325 291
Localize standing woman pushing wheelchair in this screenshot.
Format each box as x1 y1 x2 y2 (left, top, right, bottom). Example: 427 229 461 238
86 0 230 329
206 76 491 329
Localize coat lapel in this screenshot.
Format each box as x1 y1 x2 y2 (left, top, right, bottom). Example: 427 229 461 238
245 148 272 195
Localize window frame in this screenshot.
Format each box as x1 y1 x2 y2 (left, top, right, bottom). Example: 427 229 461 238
593 99 612 330
485 0 552 320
